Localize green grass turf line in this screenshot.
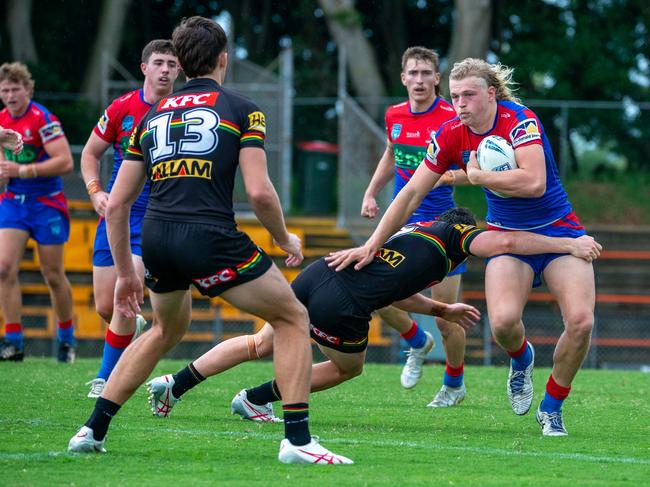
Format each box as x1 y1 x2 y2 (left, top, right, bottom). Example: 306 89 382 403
1 359 649 486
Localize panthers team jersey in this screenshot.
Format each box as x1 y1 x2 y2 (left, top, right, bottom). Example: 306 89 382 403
385 97 457 219
424 100 572 229
0 101 65 196
93 89 152 213
126 78 266 229
335 220 484 314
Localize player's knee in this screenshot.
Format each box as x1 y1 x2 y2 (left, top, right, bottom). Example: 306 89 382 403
271 298 309 330
94 302 113 323
489 312 519 340
0 261 17 282
436 318 465 338
339 362 364 381
565 310 594 343
40 267 66 288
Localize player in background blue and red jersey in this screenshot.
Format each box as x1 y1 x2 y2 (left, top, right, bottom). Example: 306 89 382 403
361 47 468 407
80 40 180 398
335 58 597 438
0 62 75 363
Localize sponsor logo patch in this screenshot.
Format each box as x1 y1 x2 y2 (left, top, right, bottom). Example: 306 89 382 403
310 324 341 346
39 122 63 143
151 158 212 181
247 111 266 134
405 130 420 138
375 248 405 267
157 92 219 111
425 135 440 164
193 268 237 289
509 118 541 146
391 123 402 140
122 115 134 132
97 111 109 134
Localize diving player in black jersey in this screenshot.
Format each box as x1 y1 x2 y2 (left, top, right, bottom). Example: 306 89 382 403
147 208 601 422
69 16 351 465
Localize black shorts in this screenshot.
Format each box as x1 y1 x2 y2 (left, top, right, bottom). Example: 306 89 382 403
291 259 371 353
142 219 272 297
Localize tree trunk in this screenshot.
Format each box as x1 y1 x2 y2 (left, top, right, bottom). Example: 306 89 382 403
441 0 492 97
82 0 132 106
7 0 38 63
318 0 387 118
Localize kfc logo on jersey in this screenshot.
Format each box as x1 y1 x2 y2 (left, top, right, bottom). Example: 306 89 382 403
157 92 219 111
310 324 341 346
509 118 541 146
193 268 237 289
39 122 63 143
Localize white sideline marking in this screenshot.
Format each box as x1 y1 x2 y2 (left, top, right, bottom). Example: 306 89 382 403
2 425 648 466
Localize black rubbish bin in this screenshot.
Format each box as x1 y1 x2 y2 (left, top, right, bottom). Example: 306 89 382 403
294 141 338 215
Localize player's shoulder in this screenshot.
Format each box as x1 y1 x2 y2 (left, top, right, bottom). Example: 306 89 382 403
436 117 463 136
497 100 537 120
108 89 145 112
29 101 53 118
436 97 455 113
219 85 260 111
386 101 409 116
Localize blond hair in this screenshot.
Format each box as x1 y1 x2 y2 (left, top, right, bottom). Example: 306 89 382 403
450 58 520 103
0 62 35 95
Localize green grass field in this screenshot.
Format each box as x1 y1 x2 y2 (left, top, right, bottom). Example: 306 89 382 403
1 358 649 486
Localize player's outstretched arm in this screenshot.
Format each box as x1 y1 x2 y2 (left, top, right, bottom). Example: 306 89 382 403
469 232 602 263
327 163 442 272
392 293 480 331
240 147 303 267
81 132 112 217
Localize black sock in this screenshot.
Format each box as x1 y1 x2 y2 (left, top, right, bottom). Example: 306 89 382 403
171 362 206 398
85 397 121 441
283 403 311 446
246 379 281 405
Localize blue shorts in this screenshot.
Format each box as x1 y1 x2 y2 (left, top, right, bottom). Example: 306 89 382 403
407 213 466 277
0 191 70 244
93 210 144 267
487 211 586 288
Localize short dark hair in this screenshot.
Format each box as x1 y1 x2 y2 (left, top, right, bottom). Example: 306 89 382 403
401 46 441 96
438 207 477 226
172 16 228 78
141 39 176 64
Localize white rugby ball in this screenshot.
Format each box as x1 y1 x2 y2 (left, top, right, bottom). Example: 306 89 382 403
476 135 517 197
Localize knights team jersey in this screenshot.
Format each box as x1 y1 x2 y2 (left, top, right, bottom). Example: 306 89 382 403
126 78 266 229
385 97 457 218
335 220 484 314
93 89 152 213
0 101 65 196
424 100 572 230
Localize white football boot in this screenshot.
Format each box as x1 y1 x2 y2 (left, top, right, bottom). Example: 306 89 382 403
86 378 106 399
507 342 535 415
146 374 180 417
231 389 282 423
427 383 467 408
278 437 353 464
68 426 106 453
400 331 435 389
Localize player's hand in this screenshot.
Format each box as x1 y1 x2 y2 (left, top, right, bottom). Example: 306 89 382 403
571 235 602 263
440 303 481 331
325 245 376 271
0 128 23 155
361 194 379 219
274 233 304 267
114 273 144 318
90 191 110 217
0 160 20 178
465 151 481 185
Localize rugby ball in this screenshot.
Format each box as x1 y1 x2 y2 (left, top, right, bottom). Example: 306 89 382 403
476 135 517 197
